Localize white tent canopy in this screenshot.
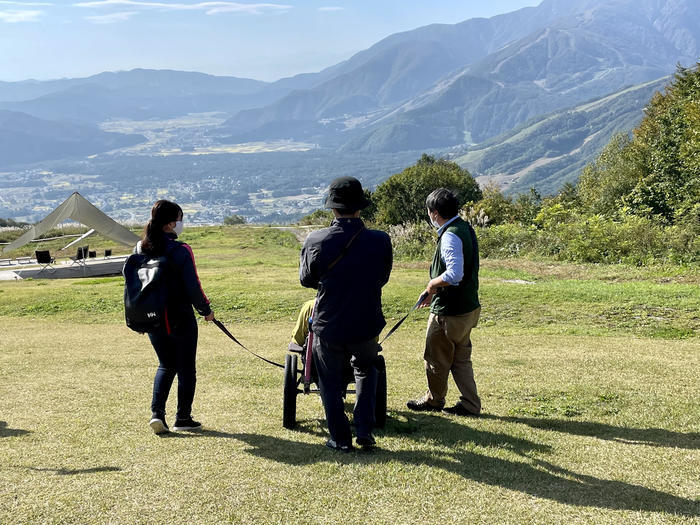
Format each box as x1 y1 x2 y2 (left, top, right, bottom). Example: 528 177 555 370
3 192 139 254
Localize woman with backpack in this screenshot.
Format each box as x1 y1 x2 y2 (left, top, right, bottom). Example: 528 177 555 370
139 199 215 434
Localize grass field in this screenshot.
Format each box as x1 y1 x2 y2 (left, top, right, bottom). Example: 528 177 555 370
1 226 698 524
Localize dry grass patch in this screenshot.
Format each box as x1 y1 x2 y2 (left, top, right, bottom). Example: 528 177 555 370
1 319 698 524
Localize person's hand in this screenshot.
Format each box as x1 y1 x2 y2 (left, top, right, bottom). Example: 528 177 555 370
417 291 433 309
426 278 441 295
204 311 215 322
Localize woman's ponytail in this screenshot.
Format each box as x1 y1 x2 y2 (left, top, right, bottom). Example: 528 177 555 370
141 200 183 255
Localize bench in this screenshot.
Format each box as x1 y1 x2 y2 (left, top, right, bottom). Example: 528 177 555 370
0 258 11 266
16 257 32 264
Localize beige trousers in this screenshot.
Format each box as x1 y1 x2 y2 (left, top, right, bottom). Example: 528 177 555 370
423 307 481 413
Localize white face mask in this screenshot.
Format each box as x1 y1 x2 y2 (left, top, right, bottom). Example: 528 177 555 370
428 211 440 229
173 220 184 236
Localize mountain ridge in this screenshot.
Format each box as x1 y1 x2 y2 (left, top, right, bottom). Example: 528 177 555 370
0 110 145 168
451 75 670 194
1 0 698 200
222 0 698 155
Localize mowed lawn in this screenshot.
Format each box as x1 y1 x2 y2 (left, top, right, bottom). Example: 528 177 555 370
0 226 698 524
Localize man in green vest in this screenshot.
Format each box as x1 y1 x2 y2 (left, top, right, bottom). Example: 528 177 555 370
407 188 481 417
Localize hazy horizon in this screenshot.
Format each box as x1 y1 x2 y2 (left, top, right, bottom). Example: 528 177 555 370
1 0 541 83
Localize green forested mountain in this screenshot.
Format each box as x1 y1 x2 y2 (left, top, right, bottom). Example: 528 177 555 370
225 0 699 155
452 77 669 195
1 0 699 219
458 64 700 264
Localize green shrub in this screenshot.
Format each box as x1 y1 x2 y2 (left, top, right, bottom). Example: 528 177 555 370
473 216 698 265
552 215 665 265
223 214 246 225
387 221 435 260
297 209 333 226
374 154 481 225
476 224 539 258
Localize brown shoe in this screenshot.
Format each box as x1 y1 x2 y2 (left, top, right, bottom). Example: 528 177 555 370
442 403 480 417
406 396 443 412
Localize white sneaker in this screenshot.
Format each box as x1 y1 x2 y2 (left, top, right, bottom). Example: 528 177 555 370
149 417 170 434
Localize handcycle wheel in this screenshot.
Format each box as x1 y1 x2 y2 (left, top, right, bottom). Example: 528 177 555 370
283 353 298 429
375 354 387 429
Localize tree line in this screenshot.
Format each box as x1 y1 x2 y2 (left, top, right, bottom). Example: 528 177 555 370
300 64 699 265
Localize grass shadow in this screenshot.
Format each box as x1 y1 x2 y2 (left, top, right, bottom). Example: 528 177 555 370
486 415 700 449
385 410 552 455
27 466 121 475
228 412 699 517
0 421 31 438
290 419 327 437
156 429 242 439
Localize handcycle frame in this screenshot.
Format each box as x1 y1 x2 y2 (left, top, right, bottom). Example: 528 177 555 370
282 329 387 430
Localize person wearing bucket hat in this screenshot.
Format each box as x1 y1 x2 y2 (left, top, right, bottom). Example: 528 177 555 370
324 176 371 211
300 176 392 452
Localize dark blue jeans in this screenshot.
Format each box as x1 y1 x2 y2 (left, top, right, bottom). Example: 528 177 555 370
148 313 198 421
312 334 379 446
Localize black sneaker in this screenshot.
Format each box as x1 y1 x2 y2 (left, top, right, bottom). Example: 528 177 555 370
442 403 480 417
173 417 202 431
406 396 443 412
325 439 354 453
149 416 170 435
356 435 376 449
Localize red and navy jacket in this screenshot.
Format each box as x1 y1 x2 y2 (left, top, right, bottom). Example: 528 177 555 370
162 232 211 324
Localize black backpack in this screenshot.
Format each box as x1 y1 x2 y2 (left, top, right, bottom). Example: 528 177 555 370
122 242 174 333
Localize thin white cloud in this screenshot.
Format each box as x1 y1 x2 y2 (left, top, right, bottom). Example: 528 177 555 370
73 1 291 15
0 9 43 22
85 10 137 23
206 4 290 15
318 6 343 11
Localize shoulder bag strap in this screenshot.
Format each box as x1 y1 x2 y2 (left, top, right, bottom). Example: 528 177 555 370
324 226 365 275
310 225 365 336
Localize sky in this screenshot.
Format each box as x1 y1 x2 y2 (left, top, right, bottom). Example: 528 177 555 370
0 0 542 82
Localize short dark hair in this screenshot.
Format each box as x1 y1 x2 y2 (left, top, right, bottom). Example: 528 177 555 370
426 188 459 219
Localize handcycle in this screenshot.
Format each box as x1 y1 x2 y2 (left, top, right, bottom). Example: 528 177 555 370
282 332 387 430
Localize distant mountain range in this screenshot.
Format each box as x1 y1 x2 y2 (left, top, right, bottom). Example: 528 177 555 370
0 69 290 123
0 110 145 168
0 69 328 168
0 0 698 193
222 0 699 156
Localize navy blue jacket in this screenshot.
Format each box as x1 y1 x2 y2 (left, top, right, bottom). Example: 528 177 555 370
160 233 211 327
300 218 392 343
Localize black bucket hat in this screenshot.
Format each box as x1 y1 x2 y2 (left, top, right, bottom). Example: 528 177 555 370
324 176 370 210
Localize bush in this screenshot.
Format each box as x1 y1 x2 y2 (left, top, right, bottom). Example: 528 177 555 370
473 216 698 265
387 221 435 260
0 218 28 227
476 224 539 258
385 213 693 265
297 209 333 226
373 154 481 225
223 214 246 225
552 215 665 264
470 183 515 225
